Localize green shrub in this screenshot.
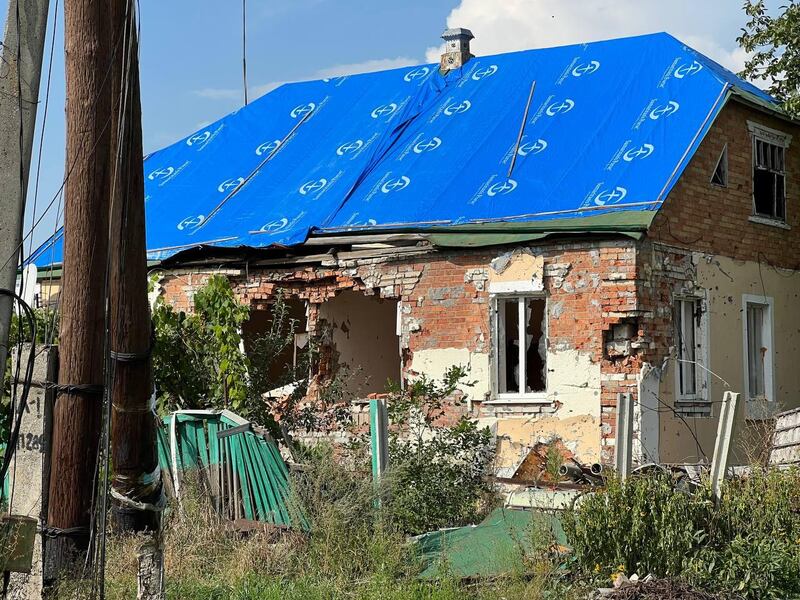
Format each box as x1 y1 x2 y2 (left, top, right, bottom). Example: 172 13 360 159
563 469 800 599
383 367 496 535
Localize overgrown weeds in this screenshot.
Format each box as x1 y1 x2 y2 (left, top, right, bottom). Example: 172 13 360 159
100 452 572 600
563 468 800 599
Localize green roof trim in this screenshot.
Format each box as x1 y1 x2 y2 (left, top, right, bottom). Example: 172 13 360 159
421 210 656 248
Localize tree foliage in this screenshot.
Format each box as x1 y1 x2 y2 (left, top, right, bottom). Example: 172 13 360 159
738 0 800 116
152 275 250 413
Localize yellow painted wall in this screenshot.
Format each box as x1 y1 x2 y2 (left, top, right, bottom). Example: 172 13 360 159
659 254 800 463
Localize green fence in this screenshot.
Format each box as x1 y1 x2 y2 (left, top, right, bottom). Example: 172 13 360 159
158 410 305 529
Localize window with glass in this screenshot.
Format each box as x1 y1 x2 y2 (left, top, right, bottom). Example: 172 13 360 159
494 296 546 399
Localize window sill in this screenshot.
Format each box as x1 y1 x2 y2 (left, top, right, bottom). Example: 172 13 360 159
749 215 790 230
486 393 550 405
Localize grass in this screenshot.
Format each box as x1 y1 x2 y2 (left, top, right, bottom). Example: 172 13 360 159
92 454 579 600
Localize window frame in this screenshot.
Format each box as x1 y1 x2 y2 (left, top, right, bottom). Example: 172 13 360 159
489 293 549 404
748 121 791 223
673 295 709 405
741 294 775 406
710 143 728 188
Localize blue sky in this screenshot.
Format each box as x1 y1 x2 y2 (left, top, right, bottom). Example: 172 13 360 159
0 0 781 252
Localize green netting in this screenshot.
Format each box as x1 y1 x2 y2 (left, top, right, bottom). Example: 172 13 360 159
414 507 567 580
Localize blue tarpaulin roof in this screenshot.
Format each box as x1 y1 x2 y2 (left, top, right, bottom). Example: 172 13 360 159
30 32 776 268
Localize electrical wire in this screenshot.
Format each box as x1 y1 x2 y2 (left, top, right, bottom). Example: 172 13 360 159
0 17 131 275
242 0 248 106
0 289 36 484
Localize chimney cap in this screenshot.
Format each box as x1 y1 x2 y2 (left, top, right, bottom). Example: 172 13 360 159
441 27 474 41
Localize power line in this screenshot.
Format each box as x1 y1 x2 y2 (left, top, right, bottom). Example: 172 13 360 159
242 0 248 106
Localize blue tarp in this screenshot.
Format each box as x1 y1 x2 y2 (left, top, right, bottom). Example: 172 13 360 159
30 32 775 267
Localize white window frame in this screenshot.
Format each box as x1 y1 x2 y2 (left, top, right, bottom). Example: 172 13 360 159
748 121 791 224
742 294 775 406
489 293 548 403
674 296 709 404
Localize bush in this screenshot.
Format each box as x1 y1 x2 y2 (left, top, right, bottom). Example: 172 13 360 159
563 469 800 599
382 367 496 535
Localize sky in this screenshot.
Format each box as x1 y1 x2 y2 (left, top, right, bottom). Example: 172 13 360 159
0 0 784 252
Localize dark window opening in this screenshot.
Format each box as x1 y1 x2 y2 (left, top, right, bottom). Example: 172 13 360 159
497 296 546 395
243 297 309 394
753 138 786 221
711 144 728 186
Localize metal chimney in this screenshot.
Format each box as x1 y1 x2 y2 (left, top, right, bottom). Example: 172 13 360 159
440 27 474 71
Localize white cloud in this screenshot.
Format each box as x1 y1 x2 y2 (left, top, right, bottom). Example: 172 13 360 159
427 0 752 74
197 56 418 103
193 87 242 101
316 56 417 78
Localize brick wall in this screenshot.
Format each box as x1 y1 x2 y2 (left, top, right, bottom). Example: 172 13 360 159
650 99 800 269
157 238 647 460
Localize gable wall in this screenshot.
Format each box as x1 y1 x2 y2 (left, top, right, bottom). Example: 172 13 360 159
644 100 800 463
651 99 800 267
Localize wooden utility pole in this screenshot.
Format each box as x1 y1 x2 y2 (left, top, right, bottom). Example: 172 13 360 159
0 0 50 391
108 0 162 533
46 0 113 571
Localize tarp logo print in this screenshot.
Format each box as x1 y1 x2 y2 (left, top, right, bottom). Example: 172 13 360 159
337 140 364 155
572 60 600 77
674 60 703 79
594 186 627 206
487 179 517 197
290 103 316 118
518 139 547 156
371 103 398 119
444 100 471 116
300 178 328 195
471 65 498 80
255 140 281 156
177 215 205 231
413 137 441 154
218 177 244 193
546 99 575 116
404 66 430 82
623 143 654 162
381 176 410 193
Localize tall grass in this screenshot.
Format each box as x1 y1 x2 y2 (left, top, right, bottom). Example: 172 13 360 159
97 450 575 600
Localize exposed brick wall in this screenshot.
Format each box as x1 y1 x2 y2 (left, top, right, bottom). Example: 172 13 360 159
651 100 800 269
157 239 647 460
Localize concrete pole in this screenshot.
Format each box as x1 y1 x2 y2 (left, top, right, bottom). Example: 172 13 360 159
0 0 50 388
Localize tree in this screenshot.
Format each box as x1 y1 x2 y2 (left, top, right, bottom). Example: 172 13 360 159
738 0 800 116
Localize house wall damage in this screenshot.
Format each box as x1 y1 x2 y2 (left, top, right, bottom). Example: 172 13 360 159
158 238 646 466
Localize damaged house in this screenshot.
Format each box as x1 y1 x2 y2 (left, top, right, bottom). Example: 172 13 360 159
31 31 800 468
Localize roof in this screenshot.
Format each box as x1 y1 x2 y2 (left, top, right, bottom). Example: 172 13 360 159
30 32 777 268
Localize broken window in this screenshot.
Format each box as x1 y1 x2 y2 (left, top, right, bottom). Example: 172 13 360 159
710 144 728 187
675 297 703 401
749 123 790 222
744 296 773 402
494 296 546 399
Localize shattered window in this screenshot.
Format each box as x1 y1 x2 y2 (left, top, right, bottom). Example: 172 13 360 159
710 144 728 187
752 136 787 221
745 302 769 401
675 298 700 400
496 296 546 397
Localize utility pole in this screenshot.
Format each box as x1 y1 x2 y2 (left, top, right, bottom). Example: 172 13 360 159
0 0 50 393
108 0 162 533
46 0 113 572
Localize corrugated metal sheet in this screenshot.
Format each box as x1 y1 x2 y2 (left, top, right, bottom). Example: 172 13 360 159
770 407 800 467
